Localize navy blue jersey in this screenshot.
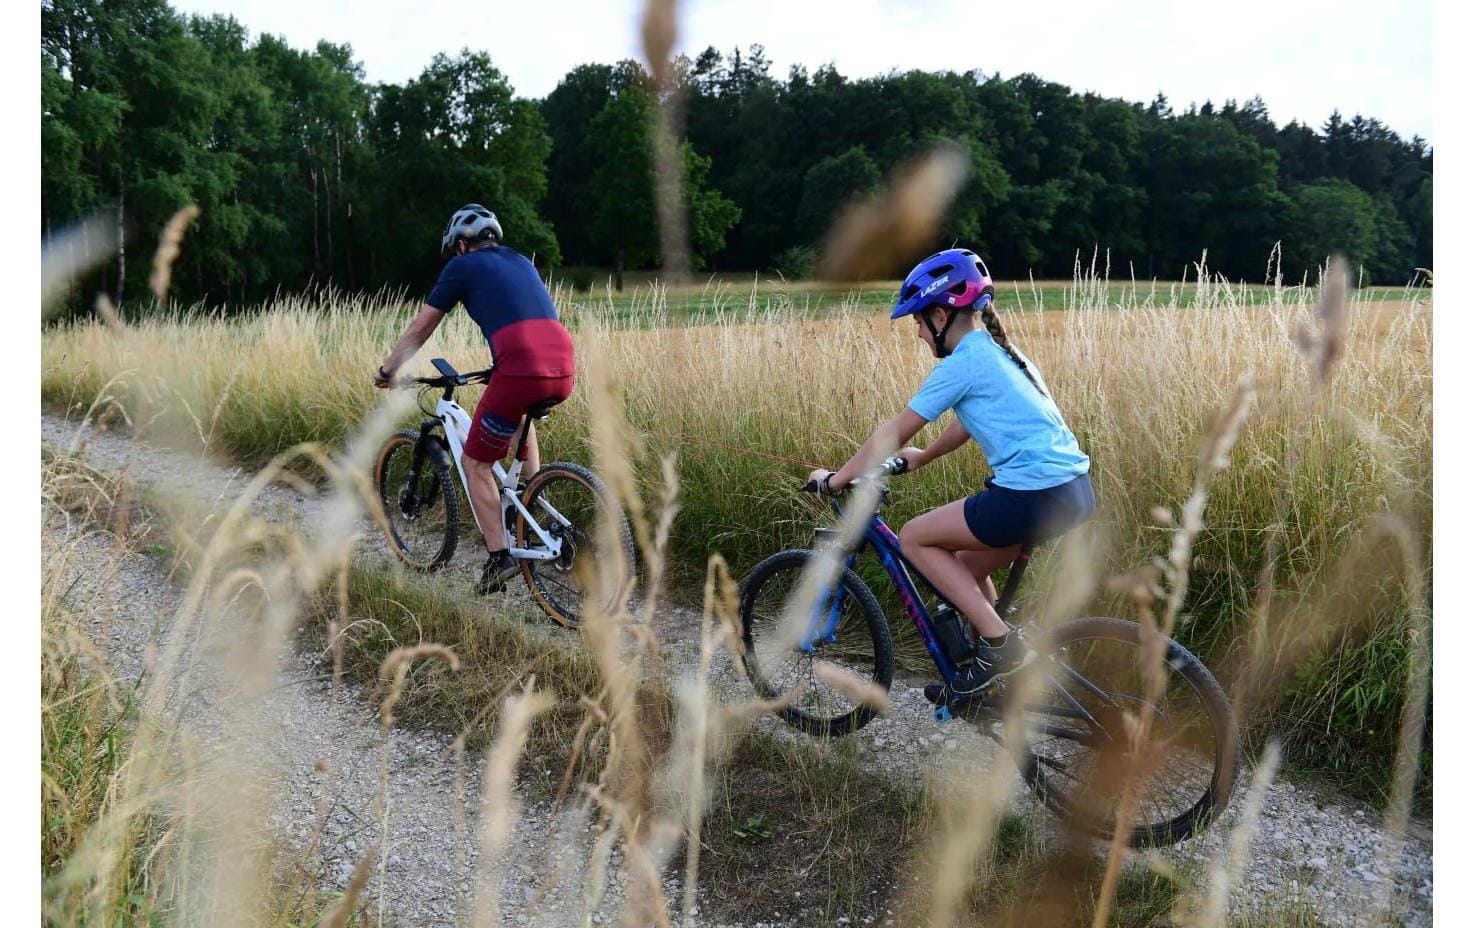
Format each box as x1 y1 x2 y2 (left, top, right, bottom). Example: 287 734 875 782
426 246 574 377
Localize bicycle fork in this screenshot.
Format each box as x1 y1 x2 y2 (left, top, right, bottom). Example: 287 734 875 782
398 421 444 519
797 585 849 653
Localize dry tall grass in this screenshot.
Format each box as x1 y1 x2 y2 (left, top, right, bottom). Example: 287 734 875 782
42 265 1430 789
43 276 1431 926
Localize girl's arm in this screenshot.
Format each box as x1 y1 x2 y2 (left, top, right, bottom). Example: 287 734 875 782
818 408 930 491
375 305 447 385
907 416 970 470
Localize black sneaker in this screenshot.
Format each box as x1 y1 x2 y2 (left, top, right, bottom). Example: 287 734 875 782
940 632 1035 699
924 682 948 706
476 551 521 595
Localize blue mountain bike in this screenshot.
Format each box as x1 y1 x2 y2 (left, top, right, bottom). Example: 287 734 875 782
737 457 1238 846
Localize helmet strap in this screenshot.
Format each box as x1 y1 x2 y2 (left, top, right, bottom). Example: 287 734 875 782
923 307 964 359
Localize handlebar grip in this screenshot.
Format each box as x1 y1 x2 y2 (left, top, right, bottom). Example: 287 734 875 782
803 479 821 494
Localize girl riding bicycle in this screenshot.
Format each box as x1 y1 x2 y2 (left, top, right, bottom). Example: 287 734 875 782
809 248 1095 699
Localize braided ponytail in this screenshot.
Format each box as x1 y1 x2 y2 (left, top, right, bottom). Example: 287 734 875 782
978 301 1047 396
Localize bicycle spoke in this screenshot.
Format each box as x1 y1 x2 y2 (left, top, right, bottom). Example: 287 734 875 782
1018 628 1226 843
516 466 632 625
378 437 453 567
537 570 581 598
739 553 885 734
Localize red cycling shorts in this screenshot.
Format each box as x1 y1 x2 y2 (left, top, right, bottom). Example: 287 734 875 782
462 371 575 463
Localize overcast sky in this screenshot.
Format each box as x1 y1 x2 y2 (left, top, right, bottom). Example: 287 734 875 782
167 0 1434 141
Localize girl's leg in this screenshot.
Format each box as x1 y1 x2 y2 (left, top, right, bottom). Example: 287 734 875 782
956 550 1011 605
898 499 1020 639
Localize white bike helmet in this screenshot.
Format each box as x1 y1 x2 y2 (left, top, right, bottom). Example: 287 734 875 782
440 203 503 257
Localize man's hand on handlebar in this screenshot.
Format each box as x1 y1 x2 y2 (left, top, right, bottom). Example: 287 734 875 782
373 365 395 389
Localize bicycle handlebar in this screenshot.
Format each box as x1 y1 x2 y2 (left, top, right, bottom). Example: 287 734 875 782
802 455 909 495
400 362 493 390
411 369 492 388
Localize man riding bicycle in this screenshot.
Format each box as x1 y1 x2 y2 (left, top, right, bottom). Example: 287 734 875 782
374 204 576 595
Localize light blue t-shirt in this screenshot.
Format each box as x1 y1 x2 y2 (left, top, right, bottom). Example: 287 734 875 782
907 330 1090 490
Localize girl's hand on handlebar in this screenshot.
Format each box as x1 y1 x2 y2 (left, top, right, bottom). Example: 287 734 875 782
898 447 926 473
805 468 840 495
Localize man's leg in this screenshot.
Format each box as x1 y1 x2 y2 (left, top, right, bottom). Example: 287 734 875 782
463 382 528 593
463 449 522 594
462 454 505 553
512 418 540 477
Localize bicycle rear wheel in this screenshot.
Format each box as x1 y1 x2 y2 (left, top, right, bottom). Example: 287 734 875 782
515 462 635 628
738 549 894 737
1011 617 1238 846
374 429 458 570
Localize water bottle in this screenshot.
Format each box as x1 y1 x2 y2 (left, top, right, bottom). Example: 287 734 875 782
933 606 977 666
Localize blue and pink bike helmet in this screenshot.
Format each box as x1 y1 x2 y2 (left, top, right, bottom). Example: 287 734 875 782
891 248 996 358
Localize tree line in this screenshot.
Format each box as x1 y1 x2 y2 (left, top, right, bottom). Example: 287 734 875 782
42 0 1433 313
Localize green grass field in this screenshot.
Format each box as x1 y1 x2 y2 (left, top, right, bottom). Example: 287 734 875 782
544 270 1418 325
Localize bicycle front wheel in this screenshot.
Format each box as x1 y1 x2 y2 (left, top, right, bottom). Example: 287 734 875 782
738 549 894 737
1012 617 1238 847
374 429 459 571
515 462 635 628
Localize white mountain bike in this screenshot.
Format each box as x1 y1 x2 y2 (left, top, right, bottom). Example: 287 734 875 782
373 358 635 627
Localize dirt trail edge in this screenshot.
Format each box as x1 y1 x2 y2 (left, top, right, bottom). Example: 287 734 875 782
40 414 1432 928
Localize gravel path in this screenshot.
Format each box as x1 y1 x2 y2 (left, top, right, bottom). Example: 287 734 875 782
41 414 1432 927
42 418 726 928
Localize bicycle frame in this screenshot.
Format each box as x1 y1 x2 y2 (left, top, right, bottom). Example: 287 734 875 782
810 500 980 687
766 473 1236 841
813 495 1115 730
424 394 566 562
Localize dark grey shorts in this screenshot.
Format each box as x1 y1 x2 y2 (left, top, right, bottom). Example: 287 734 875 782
962 473 1096 548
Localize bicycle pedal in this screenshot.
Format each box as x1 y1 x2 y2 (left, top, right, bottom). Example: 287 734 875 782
933 704 954 724
946 692 1007 724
